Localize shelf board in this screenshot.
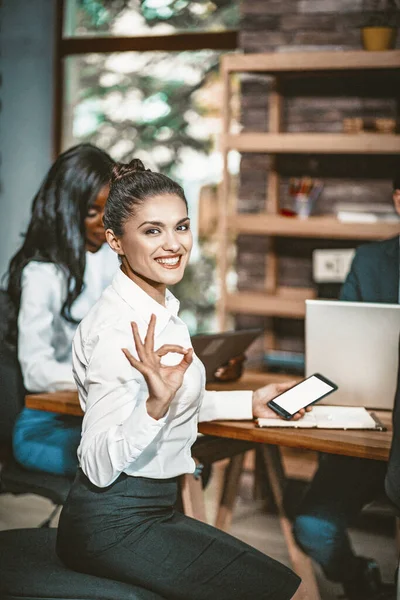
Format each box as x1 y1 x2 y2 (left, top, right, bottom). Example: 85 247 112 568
229 214 399 240
222 50 400 73
226 288 315 319
224 133 400 154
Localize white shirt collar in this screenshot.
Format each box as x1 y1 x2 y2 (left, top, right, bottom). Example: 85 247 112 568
112 267 180 334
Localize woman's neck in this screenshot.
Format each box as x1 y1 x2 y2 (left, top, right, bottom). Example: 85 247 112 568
120 263 166 306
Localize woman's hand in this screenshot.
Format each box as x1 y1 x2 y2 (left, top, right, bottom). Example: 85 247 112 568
252 382 312 421
214 354 246 382
122 314 193 420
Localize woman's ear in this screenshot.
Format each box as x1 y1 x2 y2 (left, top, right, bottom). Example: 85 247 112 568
106 229 124 256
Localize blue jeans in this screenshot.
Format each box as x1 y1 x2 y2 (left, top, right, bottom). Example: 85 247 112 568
13 408 82 477
292 453 387 583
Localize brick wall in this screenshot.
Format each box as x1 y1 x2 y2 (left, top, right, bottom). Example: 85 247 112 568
235 0 400 355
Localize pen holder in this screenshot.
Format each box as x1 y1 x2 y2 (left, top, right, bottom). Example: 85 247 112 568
294 193 313 219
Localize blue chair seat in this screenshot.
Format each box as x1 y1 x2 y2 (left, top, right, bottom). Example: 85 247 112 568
0 528 165 600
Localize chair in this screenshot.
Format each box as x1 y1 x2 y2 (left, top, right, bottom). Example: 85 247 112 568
0 528 166 599
0 290 73 527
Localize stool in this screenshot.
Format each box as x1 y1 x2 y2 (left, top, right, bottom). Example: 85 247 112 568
0 528 165 600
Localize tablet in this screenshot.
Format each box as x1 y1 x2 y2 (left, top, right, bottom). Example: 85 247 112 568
192 329 262 383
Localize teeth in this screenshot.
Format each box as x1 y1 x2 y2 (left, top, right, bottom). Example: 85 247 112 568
156 257 180 265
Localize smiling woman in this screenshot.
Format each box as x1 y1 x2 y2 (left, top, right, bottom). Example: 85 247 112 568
56 160 302 600
104 159 192 303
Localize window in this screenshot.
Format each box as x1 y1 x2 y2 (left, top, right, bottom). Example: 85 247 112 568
58 0 239 332
64 0 239 37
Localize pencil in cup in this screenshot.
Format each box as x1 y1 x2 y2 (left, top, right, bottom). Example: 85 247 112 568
291 178 324 218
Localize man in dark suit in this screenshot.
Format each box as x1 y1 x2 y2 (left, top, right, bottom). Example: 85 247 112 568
293 177 400 600
340 235 398 303
386 335 400 512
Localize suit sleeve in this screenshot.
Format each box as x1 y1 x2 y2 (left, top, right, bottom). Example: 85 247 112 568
385 335 400 511
339 249 364 302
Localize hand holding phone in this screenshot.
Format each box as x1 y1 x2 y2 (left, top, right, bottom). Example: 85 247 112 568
267 373 338 420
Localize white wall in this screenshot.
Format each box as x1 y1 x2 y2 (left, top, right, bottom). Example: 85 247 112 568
0 0 55 284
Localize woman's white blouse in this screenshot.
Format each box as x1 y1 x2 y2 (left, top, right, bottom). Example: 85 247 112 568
73 268 253 487
18 244 119 392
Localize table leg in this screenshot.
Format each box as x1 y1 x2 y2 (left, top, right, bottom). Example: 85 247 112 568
261 445 321 600
180 473 207 523
214 453 245 531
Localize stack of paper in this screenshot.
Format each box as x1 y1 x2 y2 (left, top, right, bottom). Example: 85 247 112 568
258 406 384 430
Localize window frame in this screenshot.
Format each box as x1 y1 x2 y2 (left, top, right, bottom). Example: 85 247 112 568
53 0 238 156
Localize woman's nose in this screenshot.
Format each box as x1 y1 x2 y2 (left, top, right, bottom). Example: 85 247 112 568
163 232 180 253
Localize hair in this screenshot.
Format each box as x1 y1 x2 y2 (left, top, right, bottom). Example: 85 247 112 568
104 158 188 237
7 143 114 343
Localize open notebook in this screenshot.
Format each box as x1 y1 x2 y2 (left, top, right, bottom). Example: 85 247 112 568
257 406 386 431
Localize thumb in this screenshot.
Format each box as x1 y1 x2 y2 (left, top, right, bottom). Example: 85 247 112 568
276 381 296 393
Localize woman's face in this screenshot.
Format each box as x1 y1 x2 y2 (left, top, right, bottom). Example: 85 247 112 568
85 184 109 252
106 193 192 301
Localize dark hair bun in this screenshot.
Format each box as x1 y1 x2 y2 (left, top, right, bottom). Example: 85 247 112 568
111 159 149 184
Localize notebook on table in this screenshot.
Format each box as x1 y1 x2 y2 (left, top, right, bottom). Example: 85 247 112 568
257 406 386 431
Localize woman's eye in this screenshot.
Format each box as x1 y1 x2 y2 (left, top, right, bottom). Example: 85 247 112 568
145 228 160 235
87 210 98 219
177 224 190 231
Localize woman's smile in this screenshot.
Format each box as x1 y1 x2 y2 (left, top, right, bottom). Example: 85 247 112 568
154 254 182 269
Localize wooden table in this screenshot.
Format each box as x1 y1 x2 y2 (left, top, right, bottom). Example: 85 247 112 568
25 371 393 600
25 370 392 462
25 370 300 417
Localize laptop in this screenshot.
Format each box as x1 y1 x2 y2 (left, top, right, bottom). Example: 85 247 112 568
306 300 400 410
192 329 262 383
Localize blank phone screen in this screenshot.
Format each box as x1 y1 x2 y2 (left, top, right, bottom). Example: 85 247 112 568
273 376 334 415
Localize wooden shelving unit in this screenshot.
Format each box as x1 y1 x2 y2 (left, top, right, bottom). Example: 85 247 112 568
218 49 400 332
224 132 400 154
228 214 400 240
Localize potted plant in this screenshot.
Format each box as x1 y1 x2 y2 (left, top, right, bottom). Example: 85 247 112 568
361 0 400 50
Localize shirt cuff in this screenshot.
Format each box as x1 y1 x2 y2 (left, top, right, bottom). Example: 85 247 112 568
121 398 168 454
199 390 253 422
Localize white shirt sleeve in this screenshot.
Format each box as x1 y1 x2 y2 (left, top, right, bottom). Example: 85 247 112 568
199 390 253 422
77 326 168 487
18 263 76 392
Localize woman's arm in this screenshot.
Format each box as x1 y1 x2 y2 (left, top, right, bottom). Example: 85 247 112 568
78 315 193 487
18 262 76 392
199 382 307 422
76 323 180 487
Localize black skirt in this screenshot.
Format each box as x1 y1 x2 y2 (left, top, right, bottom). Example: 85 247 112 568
57 469 300 600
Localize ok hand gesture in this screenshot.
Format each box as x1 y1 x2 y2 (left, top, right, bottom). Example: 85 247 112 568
122 314 193 420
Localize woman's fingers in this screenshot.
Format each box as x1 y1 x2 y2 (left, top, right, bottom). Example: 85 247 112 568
122 348 144 373
131 321 146 362
157 344 189 358
291 408 307 421
144 314 156 354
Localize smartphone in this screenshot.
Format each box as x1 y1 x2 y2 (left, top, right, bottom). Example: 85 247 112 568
267 373 338 419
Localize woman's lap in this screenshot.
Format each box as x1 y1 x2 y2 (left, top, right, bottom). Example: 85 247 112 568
85 511 299 600
57 471 300 600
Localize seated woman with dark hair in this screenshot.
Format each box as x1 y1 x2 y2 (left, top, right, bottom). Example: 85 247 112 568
7 143 118 477
56 159 305 599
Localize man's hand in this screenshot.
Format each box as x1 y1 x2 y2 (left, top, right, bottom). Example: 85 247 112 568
252 381 312 420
